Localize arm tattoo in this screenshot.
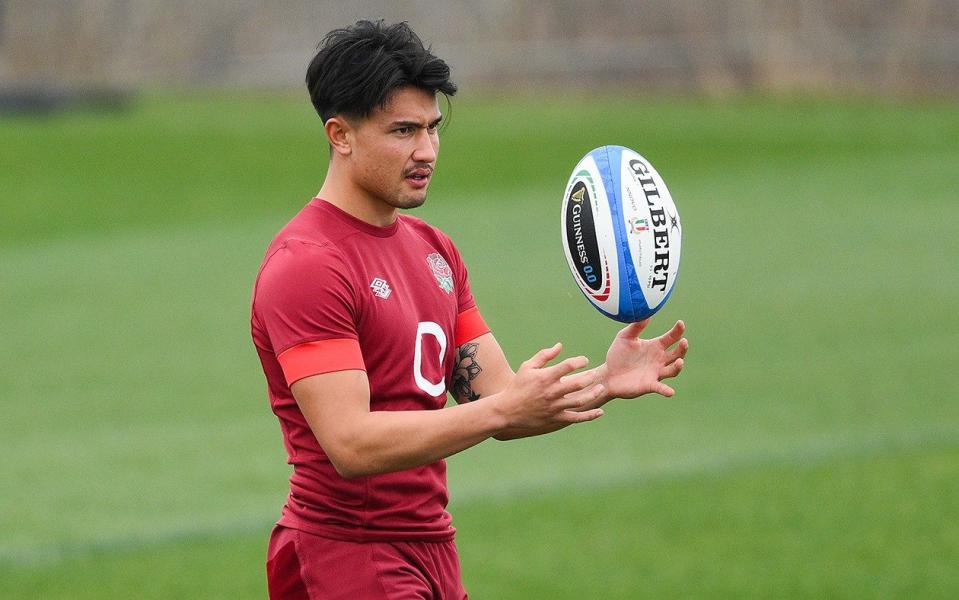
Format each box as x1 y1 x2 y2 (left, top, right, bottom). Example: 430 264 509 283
452 342 483 402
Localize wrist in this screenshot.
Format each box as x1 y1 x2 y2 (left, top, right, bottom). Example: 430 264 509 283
481 390 513 435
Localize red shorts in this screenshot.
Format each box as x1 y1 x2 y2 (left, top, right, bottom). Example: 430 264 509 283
266 525 468 599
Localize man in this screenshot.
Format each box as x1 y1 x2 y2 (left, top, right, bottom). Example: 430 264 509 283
251 20 688 599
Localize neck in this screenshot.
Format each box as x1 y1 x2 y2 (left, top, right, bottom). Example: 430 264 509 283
317 167 397 228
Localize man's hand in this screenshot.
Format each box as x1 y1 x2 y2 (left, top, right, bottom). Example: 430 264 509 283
491 343 606 430
599 319 688 399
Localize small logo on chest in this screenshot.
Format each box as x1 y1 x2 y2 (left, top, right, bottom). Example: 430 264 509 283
426 253 454 294
370 277 392 299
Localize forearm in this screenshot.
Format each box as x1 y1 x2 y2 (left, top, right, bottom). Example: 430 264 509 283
329 398 508 478
295 336 611 477
334 361 609 470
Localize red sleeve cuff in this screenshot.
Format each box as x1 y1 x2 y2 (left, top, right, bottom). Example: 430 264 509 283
277 338 366 386
454 306 490 346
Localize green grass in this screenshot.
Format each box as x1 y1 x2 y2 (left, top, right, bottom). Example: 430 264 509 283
6 443 956 599
456 443 959 599
1 91 957 598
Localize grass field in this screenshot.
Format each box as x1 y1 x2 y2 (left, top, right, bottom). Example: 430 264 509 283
1 91 957 598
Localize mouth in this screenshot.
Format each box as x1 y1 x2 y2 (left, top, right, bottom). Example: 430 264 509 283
404 166 433 189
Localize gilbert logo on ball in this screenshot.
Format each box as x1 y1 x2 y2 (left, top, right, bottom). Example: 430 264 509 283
561 145 682 322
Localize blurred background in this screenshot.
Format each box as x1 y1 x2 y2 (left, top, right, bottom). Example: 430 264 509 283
2 0 958 93
2 1 957 598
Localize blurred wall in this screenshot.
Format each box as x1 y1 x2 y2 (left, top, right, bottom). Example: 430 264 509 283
1 0 957 95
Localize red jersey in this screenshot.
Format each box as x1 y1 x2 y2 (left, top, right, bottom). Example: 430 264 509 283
251 198 489 542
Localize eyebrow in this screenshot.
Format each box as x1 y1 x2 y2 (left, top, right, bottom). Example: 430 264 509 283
390 115 444 129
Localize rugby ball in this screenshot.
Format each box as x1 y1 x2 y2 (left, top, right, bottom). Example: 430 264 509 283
561 146 682 322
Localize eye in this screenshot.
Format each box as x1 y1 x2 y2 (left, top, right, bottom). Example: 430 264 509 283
394 126 414 135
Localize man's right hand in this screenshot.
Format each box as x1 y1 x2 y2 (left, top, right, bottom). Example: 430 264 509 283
491 342 606 430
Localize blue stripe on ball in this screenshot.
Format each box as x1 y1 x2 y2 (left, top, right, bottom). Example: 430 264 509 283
594 145 651 323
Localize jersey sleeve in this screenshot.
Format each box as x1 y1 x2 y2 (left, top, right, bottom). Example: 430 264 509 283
454 306 489 347
253 240 366 385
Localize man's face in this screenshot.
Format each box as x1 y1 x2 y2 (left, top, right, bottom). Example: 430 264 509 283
345 86 442 211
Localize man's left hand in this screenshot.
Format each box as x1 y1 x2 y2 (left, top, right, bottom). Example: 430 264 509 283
599 319 688 399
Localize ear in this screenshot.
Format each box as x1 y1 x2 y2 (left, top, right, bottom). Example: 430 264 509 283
324 116 353 156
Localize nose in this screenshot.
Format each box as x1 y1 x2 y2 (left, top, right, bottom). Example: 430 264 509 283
411 128 437 164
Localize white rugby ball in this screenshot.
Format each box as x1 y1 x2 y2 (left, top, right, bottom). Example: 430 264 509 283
561 145 682 323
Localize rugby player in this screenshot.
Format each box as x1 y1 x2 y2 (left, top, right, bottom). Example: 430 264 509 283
251 19 688 599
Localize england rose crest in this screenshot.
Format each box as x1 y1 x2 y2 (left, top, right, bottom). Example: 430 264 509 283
426 252 454 294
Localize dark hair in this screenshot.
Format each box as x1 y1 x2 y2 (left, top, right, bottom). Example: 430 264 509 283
306 20 457 123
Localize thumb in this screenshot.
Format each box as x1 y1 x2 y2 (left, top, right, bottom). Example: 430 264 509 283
616 319 650 340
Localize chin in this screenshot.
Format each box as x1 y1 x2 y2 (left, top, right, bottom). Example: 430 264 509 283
392 193 428 210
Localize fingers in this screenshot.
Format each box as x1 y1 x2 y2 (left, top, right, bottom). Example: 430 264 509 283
658 320 686 349
659 357 684 380
545 355 589 380
556 368 596 396
664 337 689 364
523 342 590 381
524 342 563 369
564 382 607 408
616 319 650 340
519 344 596 402
558 407 604 424
618 319 687 348
655 382 675 397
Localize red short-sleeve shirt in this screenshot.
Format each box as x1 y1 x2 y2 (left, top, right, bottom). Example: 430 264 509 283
251 198 489 542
